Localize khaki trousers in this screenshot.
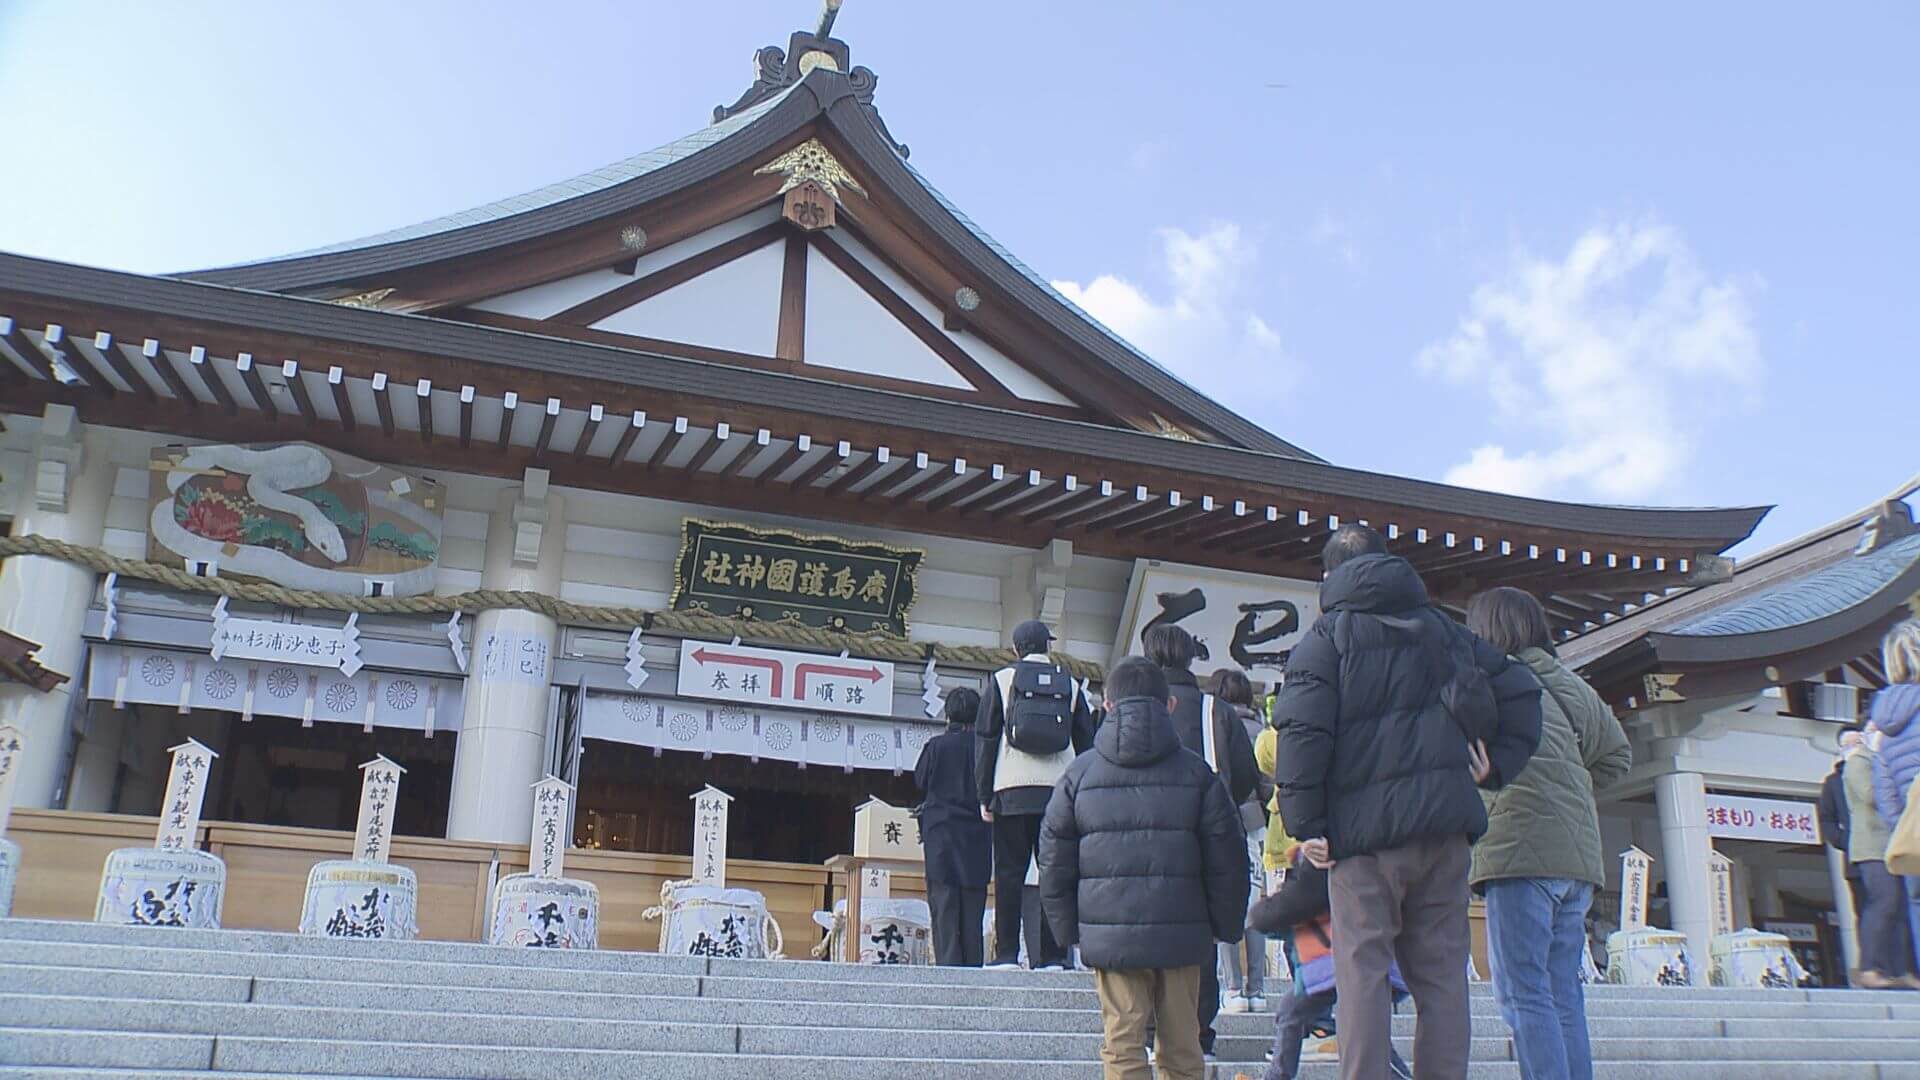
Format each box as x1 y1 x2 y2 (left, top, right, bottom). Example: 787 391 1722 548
1093 965 1204 1080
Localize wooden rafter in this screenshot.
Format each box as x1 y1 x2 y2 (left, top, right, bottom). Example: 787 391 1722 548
682 422 734 473
531 397 562 458
970 470 1048 518
574 404 606 461
233 353 277 418
1098 493 1184 536
143 339 198 409
85 332 155 399
891 459 963 505
607 411 646 466
371 372 396 437
643 416 690 470
495 391 518 451
458 385 475 447
1026 480 1111 525
281 361 318 425
790 440 852 489
551 223 787 326
45 326 106 392
719 427 772 479
924 464 1006 514
187 347 237 412
0 317 50 380
415 380 435 444
754 434 812 486
822 446 892 496
1055 487 1148 531
777 232 807 362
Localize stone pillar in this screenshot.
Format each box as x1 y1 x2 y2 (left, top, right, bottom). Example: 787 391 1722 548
1827 844 1860 972
0 406 113 808
445 470 565 844
1654 771 1715 957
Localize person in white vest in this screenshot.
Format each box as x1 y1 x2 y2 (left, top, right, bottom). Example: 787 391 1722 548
976 619 1096 969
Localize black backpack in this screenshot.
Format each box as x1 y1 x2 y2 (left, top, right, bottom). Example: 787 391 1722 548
1434 618 1499 744
1002 660 1075 755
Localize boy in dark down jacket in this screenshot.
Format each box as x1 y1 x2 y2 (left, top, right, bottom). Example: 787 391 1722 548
1239 847 1411 1080
1040 656 1248 1080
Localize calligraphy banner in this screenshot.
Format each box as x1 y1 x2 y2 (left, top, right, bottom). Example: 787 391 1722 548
1111 559 1318 680
670 519 922 637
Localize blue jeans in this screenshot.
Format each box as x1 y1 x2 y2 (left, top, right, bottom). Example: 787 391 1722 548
1485 878 1595 1080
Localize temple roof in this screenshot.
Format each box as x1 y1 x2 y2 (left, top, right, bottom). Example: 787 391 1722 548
1667 531 1920 639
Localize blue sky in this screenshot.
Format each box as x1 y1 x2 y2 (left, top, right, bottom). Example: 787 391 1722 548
1 1 1914 555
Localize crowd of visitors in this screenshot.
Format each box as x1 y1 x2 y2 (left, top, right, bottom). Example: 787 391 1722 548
913 522 1920 1079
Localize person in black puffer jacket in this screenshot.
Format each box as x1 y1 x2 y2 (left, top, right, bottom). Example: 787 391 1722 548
1040 657 1247 1080
1273 525 1541 1080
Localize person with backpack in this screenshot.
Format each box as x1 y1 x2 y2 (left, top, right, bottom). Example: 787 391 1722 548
1143 623 1258 1054
1215 669 1273 1014
976 619 1097 969
915 686 993 966
1038 656 1248 1080
1273 525 1542 1080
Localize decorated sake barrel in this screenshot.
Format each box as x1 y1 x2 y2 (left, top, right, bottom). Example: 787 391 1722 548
1710 930 1805 988
0 837 19 918
1606 927 1692 987
95 847 226 929
488 873 598 949
648 880 783 959
812 898 932 965
298 860 419 941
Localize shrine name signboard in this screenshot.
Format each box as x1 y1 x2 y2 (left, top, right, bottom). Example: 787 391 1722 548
670 519 922 636
676 639 896 717
1703 793 1819 845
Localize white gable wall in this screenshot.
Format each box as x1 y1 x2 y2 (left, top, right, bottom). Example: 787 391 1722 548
803 246 975 389
828 231 1077 407
593 240 785 356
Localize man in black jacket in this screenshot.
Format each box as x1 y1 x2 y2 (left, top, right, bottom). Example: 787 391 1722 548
1143 622 1258 1052
1273 525 1542 1080
976 619 1097 969
914 687 993 966
1040 657 1247 1080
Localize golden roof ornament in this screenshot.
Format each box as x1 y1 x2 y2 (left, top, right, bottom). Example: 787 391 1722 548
755 138 868 201
330 288 394 309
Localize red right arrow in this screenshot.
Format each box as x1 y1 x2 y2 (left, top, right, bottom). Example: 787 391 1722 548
690 647 784 697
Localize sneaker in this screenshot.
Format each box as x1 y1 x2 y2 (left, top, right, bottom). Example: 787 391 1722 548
1247 994 1269 1012
1035 962 1069 971
984 961 1021 971
1301 1036 1338 1062
1222 994 1251 1014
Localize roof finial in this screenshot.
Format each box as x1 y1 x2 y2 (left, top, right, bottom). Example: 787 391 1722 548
817 0 843 39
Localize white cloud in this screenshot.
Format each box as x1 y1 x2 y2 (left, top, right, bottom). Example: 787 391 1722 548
1051 224 1295 412
1417 220 1761 500
1309 211 1361 269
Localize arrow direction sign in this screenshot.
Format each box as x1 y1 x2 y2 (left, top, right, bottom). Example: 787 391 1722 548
156 739 219 853
353 756 406 864
0 723 23 838
690 785 733 887
530 775 573 881
1620 846 1653 932
677 640 894 717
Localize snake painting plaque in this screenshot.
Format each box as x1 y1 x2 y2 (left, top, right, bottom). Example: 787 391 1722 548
148 443 443 596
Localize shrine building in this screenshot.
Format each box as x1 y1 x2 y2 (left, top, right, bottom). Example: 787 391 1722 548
0 11 1769 948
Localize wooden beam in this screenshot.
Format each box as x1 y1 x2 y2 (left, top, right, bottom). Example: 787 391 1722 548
552 223 787 326
532 397 562 458
42 326 103 392
281 361 318 426
573 404 606 461
415 380 435 444
233 353 277 417
643 415 690 470
188 346 239 414
371 372 395 437
143 339 198 409
823 446 893 497
1057 486 1151 531
890 458 963 505
925 463 1006 514
682 422 734 473
718 427 772 479
85 332 155 399
458 385 475 447
1026 479 1111 525
1096 492 1183 535
0 317 46 380
776 232 808 362
790 439 852 490
808 233 1015 397
326 366 354 431
1131 497 1213 539
754 434 812 486
973 470 1047 517
607 410 647 466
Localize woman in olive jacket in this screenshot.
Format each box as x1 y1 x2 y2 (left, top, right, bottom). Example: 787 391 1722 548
1467 587 1631 1080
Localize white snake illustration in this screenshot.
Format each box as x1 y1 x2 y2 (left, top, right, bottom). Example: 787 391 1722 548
168 444 347 562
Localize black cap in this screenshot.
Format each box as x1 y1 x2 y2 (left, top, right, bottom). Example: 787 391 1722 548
1013 619 1055 655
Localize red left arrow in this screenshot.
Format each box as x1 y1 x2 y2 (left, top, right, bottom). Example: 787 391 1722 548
793 662 885 699
690 647 784 697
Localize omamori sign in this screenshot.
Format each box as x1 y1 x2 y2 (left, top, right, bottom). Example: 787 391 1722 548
1703 793 1819 845
670 519 922 636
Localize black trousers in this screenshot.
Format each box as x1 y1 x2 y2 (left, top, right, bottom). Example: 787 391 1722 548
1858 859 1915 977
992 812 1064 966
928 880 987 967
1198 952 1221 1052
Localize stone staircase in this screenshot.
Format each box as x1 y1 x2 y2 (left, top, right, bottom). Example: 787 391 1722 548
2 917 1919 1078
